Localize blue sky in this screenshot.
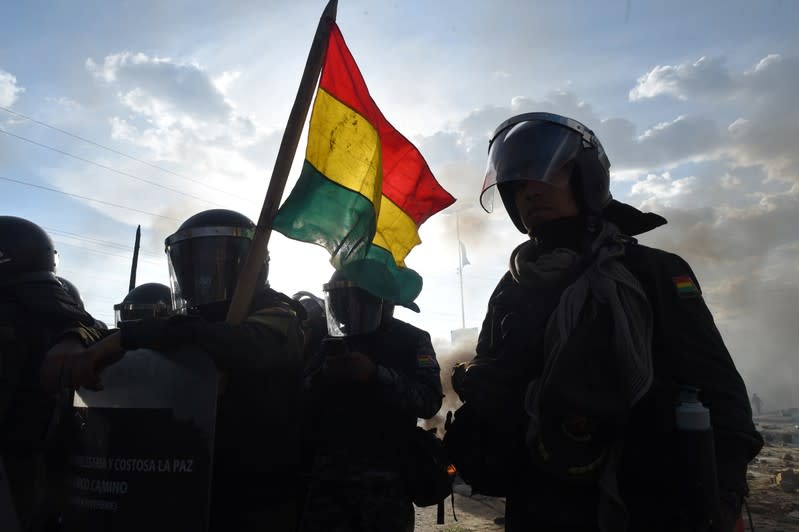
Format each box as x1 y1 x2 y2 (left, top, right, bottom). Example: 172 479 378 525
2 1 798 406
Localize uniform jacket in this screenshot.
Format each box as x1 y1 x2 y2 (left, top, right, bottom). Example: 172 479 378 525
304 317 443 469
1 277 103 530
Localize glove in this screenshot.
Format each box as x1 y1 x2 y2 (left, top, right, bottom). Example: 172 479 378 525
323 350 377 384
40 332 125 393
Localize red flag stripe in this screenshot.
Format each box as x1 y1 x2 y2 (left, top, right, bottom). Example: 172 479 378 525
319 24 455 225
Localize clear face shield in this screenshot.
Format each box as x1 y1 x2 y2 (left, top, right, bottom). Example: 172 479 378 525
165 226 256 313
480 114 600 213
114 301 172 327
323 278 383 337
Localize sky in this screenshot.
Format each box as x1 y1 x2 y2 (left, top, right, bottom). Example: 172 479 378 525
1 1 798 407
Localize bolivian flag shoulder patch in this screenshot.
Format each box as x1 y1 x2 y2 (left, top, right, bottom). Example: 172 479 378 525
673 275 700 298
417 354 438 368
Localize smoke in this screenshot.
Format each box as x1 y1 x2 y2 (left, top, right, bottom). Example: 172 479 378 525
423 332 480 433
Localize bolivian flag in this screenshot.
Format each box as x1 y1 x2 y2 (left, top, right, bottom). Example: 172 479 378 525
273 23 455 305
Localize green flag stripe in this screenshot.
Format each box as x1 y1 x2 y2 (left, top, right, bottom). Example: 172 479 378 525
273 160 376 269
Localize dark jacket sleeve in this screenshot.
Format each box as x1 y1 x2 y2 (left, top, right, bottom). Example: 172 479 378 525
120 301 304 372
639 248 763 495
374 323 443 420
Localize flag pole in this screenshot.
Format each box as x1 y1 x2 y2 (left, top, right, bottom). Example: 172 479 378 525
456 212 465 329
226 0 339 324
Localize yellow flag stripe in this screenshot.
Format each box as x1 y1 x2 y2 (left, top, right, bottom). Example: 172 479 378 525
373 195 420 267
306 88 383 209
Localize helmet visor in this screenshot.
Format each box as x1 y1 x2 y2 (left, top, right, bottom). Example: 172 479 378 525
323 279 383 337
114 302 172 327
480 120 583 213
167 235 252 311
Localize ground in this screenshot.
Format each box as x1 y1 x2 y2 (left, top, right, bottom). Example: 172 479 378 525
415 413 799 531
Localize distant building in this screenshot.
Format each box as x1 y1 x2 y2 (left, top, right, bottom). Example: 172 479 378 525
451 327 478 346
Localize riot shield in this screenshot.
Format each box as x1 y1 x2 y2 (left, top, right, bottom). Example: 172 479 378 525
0 456 20 532
63 346 217 532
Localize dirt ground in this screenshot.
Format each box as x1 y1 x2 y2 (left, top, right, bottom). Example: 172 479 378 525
415 413 799 531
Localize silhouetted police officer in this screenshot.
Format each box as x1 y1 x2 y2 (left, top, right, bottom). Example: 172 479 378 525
301 271 442 532
54 209 307 532
449 113 762 532
1 216 105 531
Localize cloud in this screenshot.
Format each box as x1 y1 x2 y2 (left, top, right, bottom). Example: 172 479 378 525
76 51 281 231
86 52 232 123
629 56 735 101
628 54 799 182
630 172 696 206
0 68 24 107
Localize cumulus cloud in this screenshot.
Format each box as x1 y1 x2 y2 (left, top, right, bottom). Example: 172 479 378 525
629 54 799 182
86 53 232 123
0 68 24 107
630 172 696 206
629 56 735 101
80 51 278 228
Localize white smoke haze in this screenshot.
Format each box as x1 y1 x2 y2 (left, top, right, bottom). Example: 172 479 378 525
424 334 479 433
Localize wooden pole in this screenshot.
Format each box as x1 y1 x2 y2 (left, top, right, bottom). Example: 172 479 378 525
226 0 338 324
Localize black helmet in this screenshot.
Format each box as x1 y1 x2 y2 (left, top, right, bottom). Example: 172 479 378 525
0 216 58 279
322 270 383 337
293 291 327 358
114 282 172 326
165 209 265 312
293 291 326 325
57 276 85 310
480 113 612 233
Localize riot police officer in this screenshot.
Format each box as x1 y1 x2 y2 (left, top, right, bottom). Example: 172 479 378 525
62 209 307 532
300 271 442 532
0 216 105 531
446 113 763 531
113 282 172 326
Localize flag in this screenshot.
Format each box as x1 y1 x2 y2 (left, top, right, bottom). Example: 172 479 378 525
273 23 455 305
459 241 470 267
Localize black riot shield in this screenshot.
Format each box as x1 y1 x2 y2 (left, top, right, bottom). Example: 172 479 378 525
63 346 217 532
0 456 21 532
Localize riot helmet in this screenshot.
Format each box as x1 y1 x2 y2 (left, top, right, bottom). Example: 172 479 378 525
293 291 327 357
323 270 383 337
57 276 85 310
114 282 172 326
480 113 612 233
293 291 326 326
165 209 265 312
0 216 58 280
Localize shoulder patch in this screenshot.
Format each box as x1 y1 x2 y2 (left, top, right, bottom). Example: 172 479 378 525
417 354 438 368
673 275 700 298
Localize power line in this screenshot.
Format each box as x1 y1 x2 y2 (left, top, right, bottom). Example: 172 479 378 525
0 175 182 221
45 227 162 258
0 127 222 207
0 105 257 204
54 240 162 266
57 269 132 284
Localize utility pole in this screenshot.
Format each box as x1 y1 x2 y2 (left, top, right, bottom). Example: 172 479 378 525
456 212 465 329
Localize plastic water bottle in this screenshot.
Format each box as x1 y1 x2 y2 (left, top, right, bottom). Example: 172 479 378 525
675 386 720 530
